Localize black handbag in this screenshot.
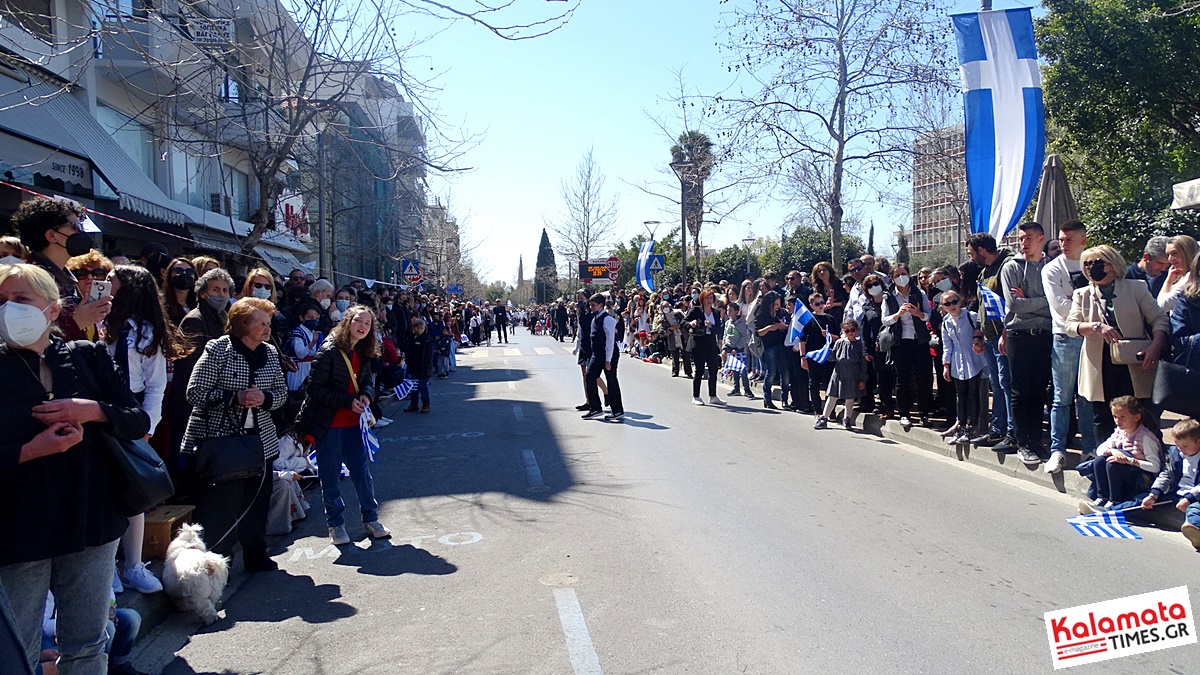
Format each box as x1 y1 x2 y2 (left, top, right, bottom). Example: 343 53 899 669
193 429 264 483
65 341 174 517
1153 341 1200 418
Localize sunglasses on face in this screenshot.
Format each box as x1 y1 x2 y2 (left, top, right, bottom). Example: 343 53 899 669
71 267 108 279
252 282 271 290
172 268 196 277
848 265 862 273
843 328 858 334
942 299 960 307
812 301 826 307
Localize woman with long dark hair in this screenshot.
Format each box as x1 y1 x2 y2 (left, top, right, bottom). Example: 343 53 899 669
104 265 191 594
297 306 390 545
161 257 197 327
812 261 848 324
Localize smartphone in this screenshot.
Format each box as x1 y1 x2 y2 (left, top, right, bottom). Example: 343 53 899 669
88 280 112 303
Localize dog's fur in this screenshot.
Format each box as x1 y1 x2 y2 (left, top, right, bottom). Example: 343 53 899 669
162 524 229 625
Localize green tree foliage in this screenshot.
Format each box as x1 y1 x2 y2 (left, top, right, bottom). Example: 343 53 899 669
701 245 762 284
1037 0 1200 258
485 281 509 303
771 226 864 277
867 223 876 257
534 228 558 303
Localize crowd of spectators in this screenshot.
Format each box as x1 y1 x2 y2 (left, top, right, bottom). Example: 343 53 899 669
0 196 507 675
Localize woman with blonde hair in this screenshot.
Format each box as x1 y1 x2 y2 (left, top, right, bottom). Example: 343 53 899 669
1158 235 1198 311
1066 245 1168 441
296 305 390 545
191 256 220 275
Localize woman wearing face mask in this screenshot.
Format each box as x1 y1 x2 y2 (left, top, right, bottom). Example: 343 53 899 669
1066 246 1168 441
0 264 150 673
859 273 892 418
161 258 198 327
881 264 934 430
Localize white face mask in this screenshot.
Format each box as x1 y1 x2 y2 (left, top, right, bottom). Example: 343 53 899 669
895 274 911 288
867 285 884 298
319 298 331 309
0 301 50 347
935 278 953 292
251 287 272 300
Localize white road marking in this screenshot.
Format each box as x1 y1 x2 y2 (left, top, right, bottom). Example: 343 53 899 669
522 449 546 491
534 347 555 355
554 587 603 675
504 348 522 357
513 404 525 422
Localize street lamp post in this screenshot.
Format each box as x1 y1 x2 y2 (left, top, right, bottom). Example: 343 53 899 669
742 235 755 277
670 160 694 283
643 220 660 239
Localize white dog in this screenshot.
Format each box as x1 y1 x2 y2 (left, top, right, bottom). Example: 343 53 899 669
163 523 229 625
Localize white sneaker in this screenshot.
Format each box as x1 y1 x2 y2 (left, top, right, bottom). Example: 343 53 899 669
900 417 913 431
123 562 163 594
709 396 725 405
374 417 393 428
112 565 124 594
692 397 705 406
1044 452 1066 474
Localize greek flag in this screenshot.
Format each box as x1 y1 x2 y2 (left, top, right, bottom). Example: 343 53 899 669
724 353 747 373
805 333 831 364
952 9 1045 241
394 378 417 400
360 412 379 463
1067 510 1141 540
306 449 350 477
978 283 1006 321
636 241 656 293
784 300 814 347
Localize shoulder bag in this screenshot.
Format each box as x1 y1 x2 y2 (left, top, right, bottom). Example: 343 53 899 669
65 341 174 517
192 346 264 483
1153 339 1200 418
1095 294 1152 365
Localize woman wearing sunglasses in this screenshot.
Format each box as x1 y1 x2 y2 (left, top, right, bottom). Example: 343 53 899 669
65 251 114 341
939 290 988 444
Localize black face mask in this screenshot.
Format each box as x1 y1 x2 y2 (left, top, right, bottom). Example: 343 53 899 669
1086 260 1108 282
61 232 93 257
169 273 194 291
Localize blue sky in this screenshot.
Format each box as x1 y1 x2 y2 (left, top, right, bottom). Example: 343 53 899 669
416 0 1012 285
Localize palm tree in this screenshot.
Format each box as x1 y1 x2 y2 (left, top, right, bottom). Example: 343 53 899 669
670 131 715 280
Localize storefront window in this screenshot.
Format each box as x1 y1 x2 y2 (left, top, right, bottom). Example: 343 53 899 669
96 105 154 181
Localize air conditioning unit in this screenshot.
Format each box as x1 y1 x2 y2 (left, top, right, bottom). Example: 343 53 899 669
209 193 231 215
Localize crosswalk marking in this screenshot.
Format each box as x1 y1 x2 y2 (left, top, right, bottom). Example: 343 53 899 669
503 348 522 357
534 347 555 355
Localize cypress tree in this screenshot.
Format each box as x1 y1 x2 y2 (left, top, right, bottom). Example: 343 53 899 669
535 228 558 303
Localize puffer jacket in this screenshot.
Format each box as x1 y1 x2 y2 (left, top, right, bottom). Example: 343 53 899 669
296 342 376 442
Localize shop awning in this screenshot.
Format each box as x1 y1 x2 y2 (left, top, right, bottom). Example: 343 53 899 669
1171 178 1200 211
254 244 304 278
0 72 185 225
0 131 92 190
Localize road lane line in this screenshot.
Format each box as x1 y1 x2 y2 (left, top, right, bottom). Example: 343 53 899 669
534 347 555 355
504 348 521 357
513 404 525 422
553 587 603 675
522 449 546 490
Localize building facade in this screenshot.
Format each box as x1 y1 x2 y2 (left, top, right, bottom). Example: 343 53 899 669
910 124 967 255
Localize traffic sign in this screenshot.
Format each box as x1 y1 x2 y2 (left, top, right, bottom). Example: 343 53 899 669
606 256 621 272
608 270 619 282
446 284 463 295
401 259 421 281
648 255 665 273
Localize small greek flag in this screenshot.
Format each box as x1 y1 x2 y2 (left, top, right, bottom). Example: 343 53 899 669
394 378 417 399
724 353 747 373
978 283 1006 321
360 412 379 463
805 341 831 365
784 300 814 347
1066 510 1141 540
307 449 350 477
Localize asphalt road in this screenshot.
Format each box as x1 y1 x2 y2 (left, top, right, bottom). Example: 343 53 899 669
143 330 1200 674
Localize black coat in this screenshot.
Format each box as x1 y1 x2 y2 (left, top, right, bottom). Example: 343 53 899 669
296 343 376 441
0 339 150 565
405 331 436 380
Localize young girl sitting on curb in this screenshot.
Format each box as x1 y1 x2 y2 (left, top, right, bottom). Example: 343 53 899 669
1081 396 1163 512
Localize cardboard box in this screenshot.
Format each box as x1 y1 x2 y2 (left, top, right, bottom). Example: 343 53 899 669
142 505 194 561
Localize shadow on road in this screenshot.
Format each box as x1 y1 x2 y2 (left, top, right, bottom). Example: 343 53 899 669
333 541 458 577
213 571 355 628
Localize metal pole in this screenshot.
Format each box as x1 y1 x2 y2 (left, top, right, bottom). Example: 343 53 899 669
316 132 325 276
956 208 964 266
680 177 688 283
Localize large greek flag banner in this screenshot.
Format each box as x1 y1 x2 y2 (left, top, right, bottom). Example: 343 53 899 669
952 9 1045 241
636 241 655 293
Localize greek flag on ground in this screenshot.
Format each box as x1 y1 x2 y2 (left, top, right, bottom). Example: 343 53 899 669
784 300 814 347
360 411 380 463
978 283 1006 321
394 378 417 399
952 8 1045 241
1067 510 1142 540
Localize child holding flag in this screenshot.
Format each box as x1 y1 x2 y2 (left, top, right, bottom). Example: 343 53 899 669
799 292 839 414
815 318 868 431
722 302 754 398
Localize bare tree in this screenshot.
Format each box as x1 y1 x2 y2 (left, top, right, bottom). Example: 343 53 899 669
718 0 953 268
544 146 620 280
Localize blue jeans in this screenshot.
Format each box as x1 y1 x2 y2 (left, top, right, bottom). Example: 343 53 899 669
315 426 379 528
763 345 790 403
408 378 430 406
1051 334 1097 455
106 608 140 666
0 538 119 674
984 336 1013 438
